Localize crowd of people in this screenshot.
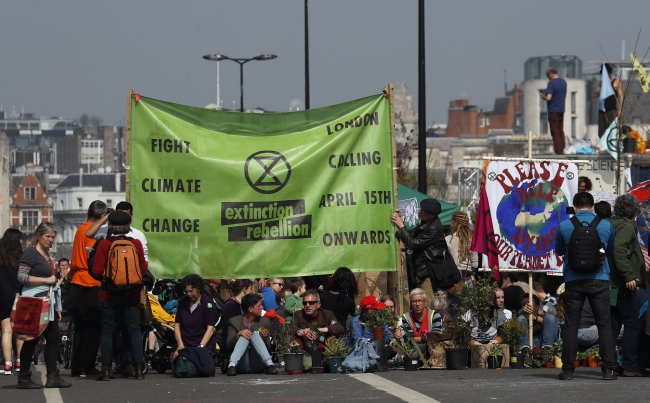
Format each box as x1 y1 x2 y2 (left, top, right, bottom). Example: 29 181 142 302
1 187 649 389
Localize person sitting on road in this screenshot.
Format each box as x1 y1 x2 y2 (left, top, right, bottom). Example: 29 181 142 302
464 289 507 345
495 288 512 319
380 295 397 318
290 289 345 351
397 288 439 355
534 282 557 316
173 274 218 358
516 294 559 355
284 278 306 324
261 277 284 310
226 294 277 376
350 296 395 358
275 290 288 320
219 279 253 351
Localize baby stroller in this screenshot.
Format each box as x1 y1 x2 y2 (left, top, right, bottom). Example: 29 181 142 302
145 293 178 374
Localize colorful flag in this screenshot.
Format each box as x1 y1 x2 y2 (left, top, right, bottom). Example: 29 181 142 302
470 186 500 279
598 117 619 159
627 179 650 204
599 63 615 112
631 53 650 93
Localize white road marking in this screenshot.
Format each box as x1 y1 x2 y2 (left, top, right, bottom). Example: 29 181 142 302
36 364 64 403
348 373 441 403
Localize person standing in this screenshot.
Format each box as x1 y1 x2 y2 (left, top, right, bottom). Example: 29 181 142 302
555 192 618 380
67 200 106 378
594 63 624 138
541 67 568 155
0 228 24 375
391 198 447 297
445 212 478 274
607 194 646 376
16 223 71 389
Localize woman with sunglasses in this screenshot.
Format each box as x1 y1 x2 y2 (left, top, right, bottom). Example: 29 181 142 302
260 277 284 311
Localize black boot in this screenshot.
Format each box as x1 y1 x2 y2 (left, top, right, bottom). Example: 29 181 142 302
97 365 111 382
17 372 43 389
134 363 145 380
45 369 72 388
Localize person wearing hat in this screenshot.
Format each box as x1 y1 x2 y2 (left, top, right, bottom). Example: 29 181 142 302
391 198 447 297
350 296 396 361
91 210 148 381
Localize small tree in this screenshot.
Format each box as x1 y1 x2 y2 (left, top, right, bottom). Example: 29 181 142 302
79 113 89 127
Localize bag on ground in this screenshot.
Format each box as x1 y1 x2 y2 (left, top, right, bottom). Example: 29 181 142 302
338 338 379 373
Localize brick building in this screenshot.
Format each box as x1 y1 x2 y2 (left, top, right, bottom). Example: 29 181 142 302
10 162 53 244
445 85 522 137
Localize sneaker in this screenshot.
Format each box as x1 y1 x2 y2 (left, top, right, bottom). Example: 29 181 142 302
603 368 617 380
15 361 20 370
558 369 573 380
621 366 644 377
226 366 237 376
3 364 12 375
265 365 278 375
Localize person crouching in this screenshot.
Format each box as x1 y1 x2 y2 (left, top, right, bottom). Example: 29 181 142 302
226 294 278 376
91 211 148 381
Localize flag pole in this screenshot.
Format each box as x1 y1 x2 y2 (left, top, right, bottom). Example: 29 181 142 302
527 130 533 349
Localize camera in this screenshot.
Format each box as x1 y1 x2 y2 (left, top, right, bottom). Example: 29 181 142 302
566 207 575 215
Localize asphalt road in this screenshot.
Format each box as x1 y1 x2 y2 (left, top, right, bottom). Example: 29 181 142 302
1 364 648 403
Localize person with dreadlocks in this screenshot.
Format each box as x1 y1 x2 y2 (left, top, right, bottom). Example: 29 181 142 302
445 212 478 273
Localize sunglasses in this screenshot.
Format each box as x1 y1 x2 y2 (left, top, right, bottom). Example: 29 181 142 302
272 282 284 287
303 300 319 305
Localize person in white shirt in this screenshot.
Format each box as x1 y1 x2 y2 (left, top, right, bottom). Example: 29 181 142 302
85 201 148 262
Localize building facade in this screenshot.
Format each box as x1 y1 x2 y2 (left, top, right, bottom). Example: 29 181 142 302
10 163 53 245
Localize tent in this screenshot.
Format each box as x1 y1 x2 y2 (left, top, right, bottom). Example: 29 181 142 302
397 183 461 230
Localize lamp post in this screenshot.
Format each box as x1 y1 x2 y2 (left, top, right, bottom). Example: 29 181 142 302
203 53 277 112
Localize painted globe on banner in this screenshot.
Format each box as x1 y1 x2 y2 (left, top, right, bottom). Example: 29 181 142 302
496 179 570 256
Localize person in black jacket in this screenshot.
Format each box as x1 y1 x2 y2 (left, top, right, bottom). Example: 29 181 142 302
392 198 447 297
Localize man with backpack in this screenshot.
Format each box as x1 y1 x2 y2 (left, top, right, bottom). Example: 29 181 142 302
90 211 148 381
555 191 618 380
607 194 647 377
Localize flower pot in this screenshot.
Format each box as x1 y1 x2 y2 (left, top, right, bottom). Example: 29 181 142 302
372 328 385 341
486 356 503 369
327 357 344 374
445 349 469 370
587 356 598 367
404 357 420 371
554 355 562 368
510 353 524 369
573 360 581 368
283 353 304 373
545 361 553 368
581 360 588 367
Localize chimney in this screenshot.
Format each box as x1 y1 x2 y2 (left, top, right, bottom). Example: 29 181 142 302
79 167 83 187
115 172 121 192
26 162 35 176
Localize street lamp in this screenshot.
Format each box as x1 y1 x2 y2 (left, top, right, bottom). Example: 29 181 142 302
202 53 277 112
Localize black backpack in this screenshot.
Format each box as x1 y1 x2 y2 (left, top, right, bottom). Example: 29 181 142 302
568 216 604 272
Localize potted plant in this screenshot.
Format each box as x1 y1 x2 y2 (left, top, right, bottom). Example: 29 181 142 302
273 324 304 374
365 308 394 341
501 317 527 369
543 348 554 368
485 345 505 369
391 337 420 371
586 347 599 367
322 336 350 374
577 351 588 367
531 346 544 368
553 342 563 368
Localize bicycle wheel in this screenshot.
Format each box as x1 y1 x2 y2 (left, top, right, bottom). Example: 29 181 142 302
62 322 75 369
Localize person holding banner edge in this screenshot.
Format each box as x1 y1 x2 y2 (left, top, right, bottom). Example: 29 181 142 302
555 191 618 380
391 198 447 296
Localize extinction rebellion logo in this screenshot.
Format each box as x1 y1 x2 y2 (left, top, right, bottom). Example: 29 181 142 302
220 150 312 242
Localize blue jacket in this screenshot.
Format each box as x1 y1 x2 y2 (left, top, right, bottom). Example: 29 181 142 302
261 287 278 310
350 314 393 344
555 210 615 283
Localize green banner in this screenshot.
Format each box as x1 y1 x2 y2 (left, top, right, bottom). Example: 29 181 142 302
129 93 398 279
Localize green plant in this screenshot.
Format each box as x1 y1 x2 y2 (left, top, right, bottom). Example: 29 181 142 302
576 351 588 361
501 318 527 354
484 345 505 368
389 337 415 358
446 277 499 350
553 341 563 357
364 308 396 329
587 347 600 358
272 324 301 355
322 336 350 359
543 348 554 363
531 346 544 367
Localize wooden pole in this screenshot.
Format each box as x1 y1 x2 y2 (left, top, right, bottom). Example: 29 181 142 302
527 130 532 160
388 83 404 316
527 130 533 348
125 89 133 202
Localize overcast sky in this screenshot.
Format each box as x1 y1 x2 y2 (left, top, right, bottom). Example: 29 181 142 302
2 0 649 127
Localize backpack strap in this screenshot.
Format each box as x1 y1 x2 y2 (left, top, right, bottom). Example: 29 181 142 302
570 216 583 229
589 217 601 229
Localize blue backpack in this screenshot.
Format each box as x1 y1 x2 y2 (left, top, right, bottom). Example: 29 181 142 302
338 338 379 373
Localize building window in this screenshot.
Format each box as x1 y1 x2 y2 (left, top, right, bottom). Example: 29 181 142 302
571 92 577 114
572 117 577 138
478 116 485 128
24 187 36 200
486 116 491 127
540 113 548 134
106 199 112 208
22 210 39 227
77 198 83 208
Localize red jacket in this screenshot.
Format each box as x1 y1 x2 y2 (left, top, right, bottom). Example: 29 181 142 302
91 236 148 301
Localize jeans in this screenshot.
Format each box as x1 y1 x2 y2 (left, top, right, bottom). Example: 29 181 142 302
228 333 271 374
20 316 59 375
577 325 600 349
100 298 142 366
516 313 558 349
71 312 102 373
611 288 639 368
561 280 617 371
